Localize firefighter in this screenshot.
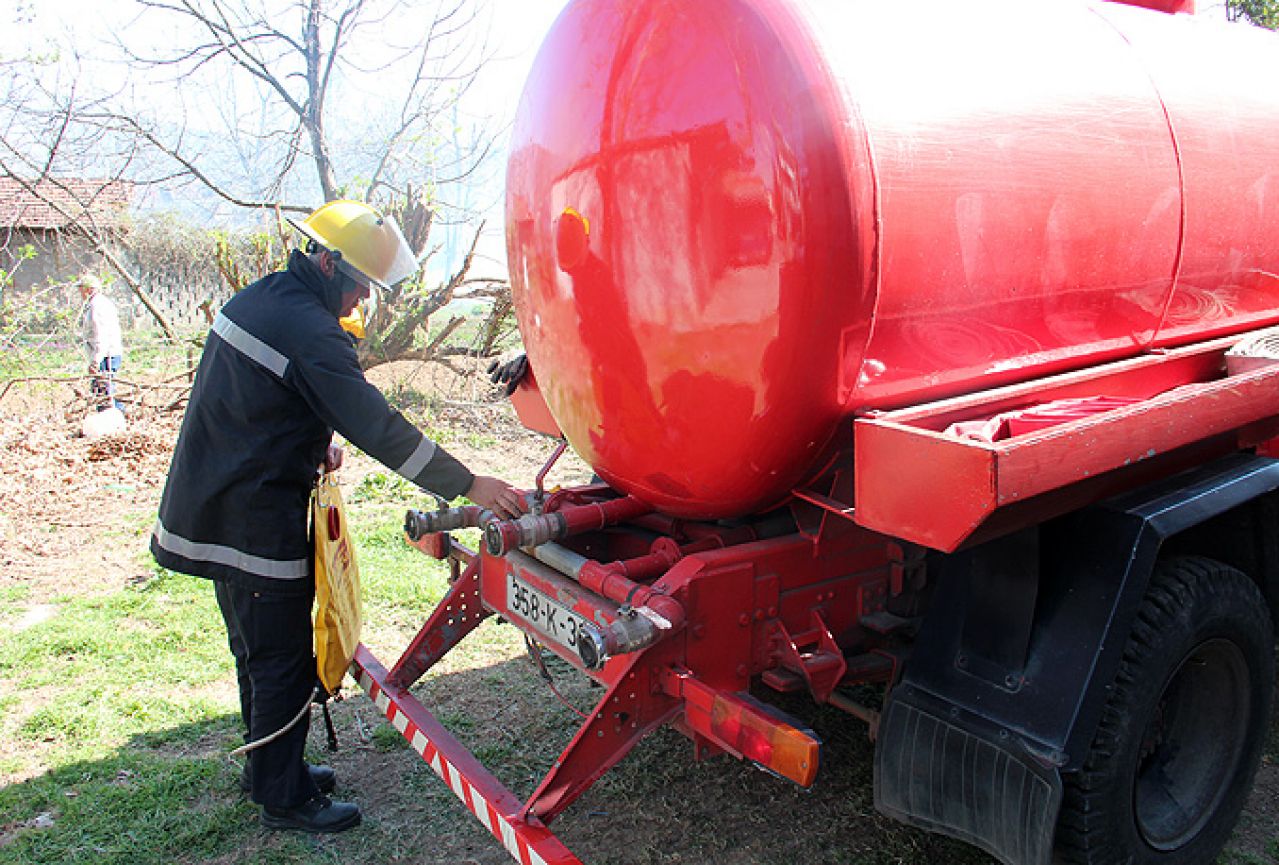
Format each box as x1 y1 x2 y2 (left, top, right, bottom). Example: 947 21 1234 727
150 200 526 834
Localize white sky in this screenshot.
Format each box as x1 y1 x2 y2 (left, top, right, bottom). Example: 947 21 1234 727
10 1 565 99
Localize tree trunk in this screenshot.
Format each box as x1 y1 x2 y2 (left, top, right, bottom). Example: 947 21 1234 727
304 0 340 201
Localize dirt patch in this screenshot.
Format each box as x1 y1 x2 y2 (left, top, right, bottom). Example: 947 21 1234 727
0 402 181 597
1235 752 1279 858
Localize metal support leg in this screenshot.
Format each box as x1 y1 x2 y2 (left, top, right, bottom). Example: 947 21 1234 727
390 557 491 688
521 655 680 823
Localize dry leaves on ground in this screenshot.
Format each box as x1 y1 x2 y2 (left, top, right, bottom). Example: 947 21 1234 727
0 405 182 593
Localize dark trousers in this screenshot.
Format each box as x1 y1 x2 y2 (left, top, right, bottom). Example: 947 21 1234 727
214 580 319 809
92 355 124 412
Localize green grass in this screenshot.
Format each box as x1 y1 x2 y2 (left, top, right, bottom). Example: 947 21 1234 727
0 495 464 865
0 585 33 605
0 343 80 382
0 572 235 764
460 430 498 449
369 725 410 753
348 471 418 505
0 751 247 865
353 502 451 627
0 568 251 864
0 573 226 692
122 329 207 372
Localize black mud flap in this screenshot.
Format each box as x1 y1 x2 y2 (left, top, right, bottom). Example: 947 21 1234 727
875 685 1062 865
873 456 1279 865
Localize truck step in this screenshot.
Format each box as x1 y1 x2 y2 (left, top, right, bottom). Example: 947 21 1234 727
859 610 914 635
843 652 895 683
761 666 805 693
763 651 897 692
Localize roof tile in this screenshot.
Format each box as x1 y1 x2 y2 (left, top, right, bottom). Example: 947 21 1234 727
0 177 133 230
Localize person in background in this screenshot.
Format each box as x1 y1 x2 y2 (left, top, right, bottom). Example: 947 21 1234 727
151 200 527 835
79 274 125 412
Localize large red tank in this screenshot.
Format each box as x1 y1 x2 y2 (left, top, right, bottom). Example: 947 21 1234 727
505 0 1279 519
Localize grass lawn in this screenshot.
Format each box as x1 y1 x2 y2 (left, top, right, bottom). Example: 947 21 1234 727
0 490 477 865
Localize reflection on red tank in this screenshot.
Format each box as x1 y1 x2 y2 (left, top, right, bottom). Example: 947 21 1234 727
506 0 1279 519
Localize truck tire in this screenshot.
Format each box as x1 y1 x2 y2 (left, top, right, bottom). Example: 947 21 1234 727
1055 556 1275 864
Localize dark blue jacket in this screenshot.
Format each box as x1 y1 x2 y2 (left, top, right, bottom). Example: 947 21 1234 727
151 252 472 595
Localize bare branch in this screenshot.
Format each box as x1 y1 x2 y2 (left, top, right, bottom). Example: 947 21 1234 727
97 246 178 341
1 0 510 373
318 1 364 111
122 0 308 122
76 109 310 213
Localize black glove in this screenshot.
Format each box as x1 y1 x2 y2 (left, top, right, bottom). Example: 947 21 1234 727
487 353 529 396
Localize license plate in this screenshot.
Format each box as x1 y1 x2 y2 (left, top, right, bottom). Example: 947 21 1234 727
506 573 589 652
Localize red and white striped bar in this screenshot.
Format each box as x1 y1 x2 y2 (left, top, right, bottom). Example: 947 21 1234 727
351 644 584 865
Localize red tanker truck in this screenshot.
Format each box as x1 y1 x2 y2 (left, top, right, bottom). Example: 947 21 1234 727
353 0 1279 862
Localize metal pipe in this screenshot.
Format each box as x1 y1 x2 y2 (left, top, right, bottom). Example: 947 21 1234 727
576 539 681 609
524 540 687 670
577 605 675 670
527 540 680 611
577 545 686 670
826 690 881 739
630 512 797 547
526 541 587 579
484 495 653 555
534 441 569 505
404 505 493 540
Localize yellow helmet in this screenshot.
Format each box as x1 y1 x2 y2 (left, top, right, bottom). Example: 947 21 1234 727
288 200 419 290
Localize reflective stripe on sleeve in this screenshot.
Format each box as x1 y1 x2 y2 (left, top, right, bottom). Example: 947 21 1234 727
212 313 289 378
153 521 309 579
396 434 437 483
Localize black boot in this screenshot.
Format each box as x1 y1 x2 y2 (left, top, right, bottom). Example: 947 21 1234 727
240 762 337 795
261 795 361 834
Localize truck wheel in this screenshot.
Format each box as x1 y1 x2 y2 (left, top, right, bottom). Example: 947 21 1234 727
1055 556 1275 864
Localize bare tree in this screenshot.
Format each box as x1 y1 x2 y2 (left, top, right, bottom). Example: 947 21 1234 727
83 0 501 211
357 201 514 371
4 0 517 366
0 53 179 339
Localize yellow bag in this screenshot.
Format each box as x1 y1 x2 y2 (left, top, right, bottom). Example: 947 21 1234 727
313 472 362 696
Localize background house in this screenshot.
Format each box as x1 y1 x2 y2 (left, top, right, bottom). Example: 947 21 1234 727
0 177 133 298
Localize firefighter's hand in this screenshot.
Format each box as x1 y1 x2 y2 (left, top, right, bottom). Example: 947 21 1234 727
323 445 344 472
466 475 527 519
486 353 529 396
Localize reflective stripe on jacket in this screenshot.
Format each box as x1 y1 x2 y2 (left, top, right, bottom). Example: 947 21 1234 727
151 251 473 595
